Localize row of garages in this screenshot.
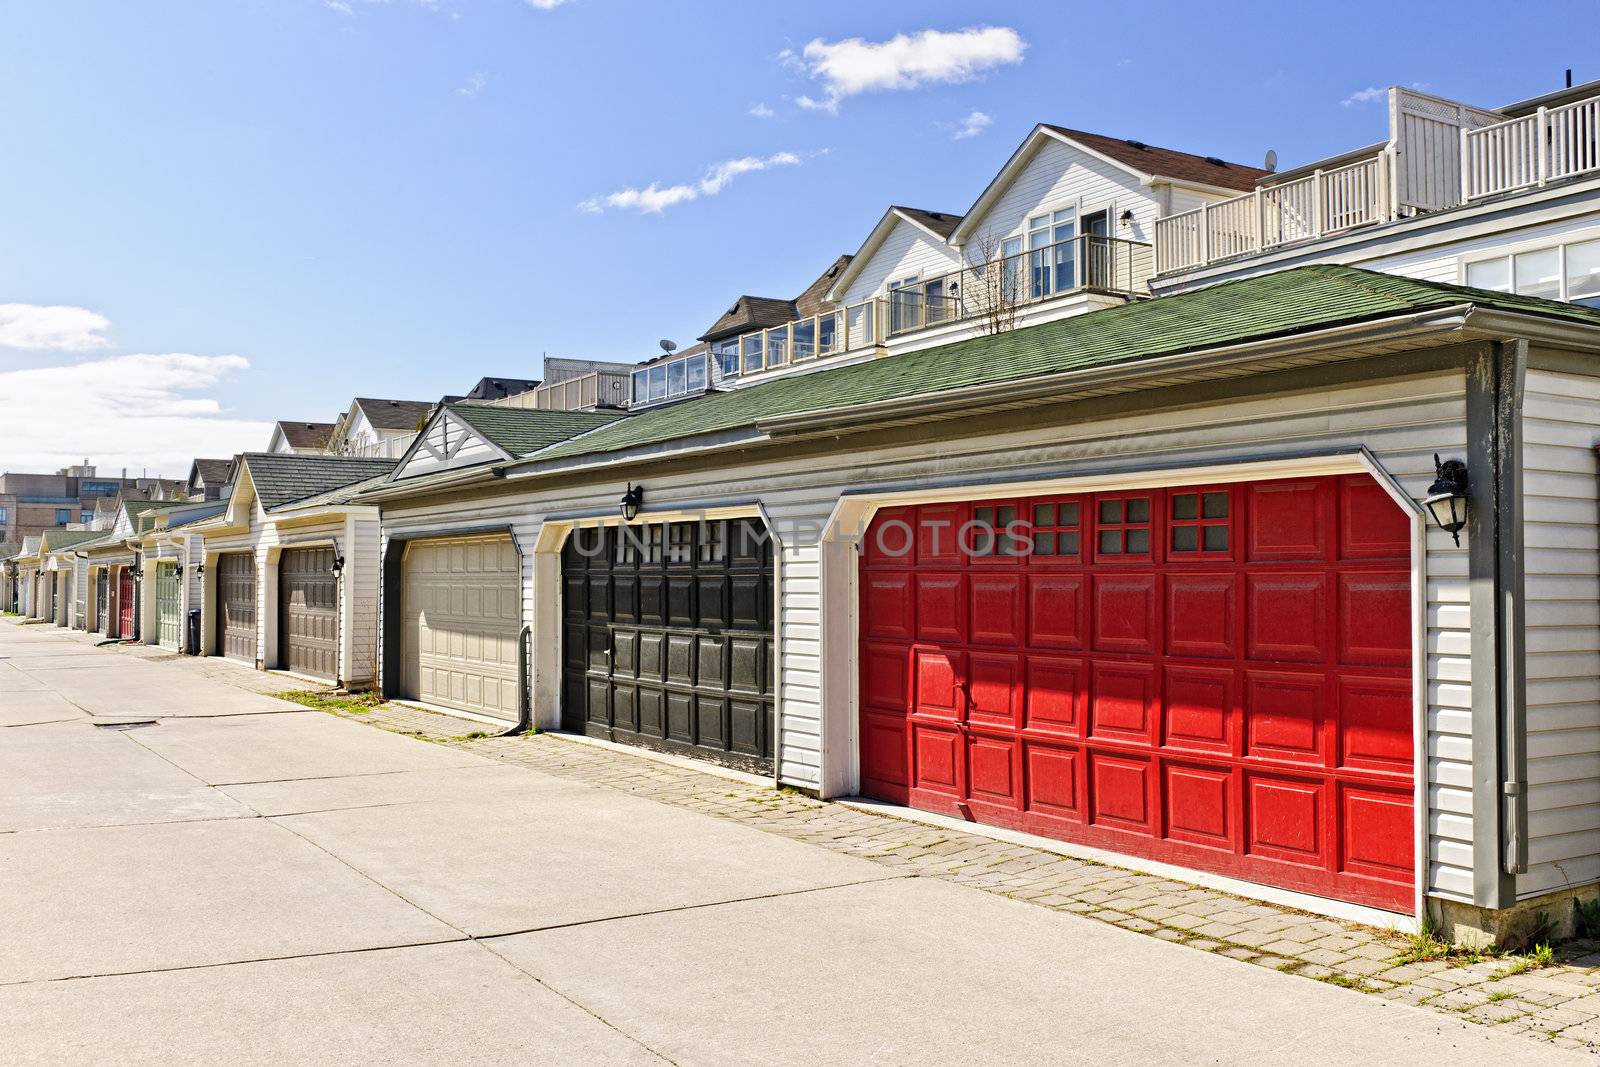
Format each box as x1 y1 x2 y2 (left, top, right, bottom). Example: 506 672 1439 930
10 266 1600 940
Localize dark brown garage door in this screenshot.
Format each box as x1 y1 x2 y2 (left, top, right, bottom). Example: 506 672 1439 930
280 547 337 680
217 552 257 664
562 519 774 773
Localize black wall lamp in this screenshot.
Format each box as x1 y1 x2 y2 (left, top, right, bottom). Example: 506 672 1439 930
330 554 345 579
1424 454 1470 546
195 561 205 579
620 483 645 523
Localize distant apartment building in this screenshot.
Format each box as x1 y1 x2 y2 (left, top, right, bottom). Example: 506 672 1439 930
0 465 184 542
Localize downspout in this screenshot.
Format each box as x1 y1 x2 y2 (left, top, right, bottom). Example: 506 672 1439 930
1496 340 1530 880
497 623 533 737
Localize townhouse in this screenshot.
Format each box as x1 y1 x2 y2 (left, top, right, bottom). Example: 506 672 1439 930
7 75 1600 945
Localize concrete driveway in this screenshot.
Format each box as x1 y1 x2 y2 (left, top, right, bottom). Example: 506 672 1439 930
0 620 1586 1065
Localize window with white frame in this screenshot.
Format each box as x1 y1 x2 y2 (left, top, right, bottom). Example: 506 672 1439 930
1465 236 1600 308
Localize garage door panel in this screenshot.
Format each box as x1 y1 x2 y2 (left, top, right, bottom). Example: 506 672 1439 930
1027 574 1085 650
1247 479 1332 562
914 573 964 642
1162 665 1234 754
1093 573 1158 654
1089 662 1157 744
912 724 961 795
1090 753 1154 832
562 520 774 773
970 573 1024 646
967 652 1021 728
1245 671 1328 765
1164 762 1234 849
860 475 1415 913
1338 676 1414 773
1337 572 1411 666
1023 742 1081 821
1339 785 1414 881
1339 476 1411 559
1245 773 1327 867
1165 573 1237 659
1023 657 1083 735
1246 572 1330 663
729 636 764 694
913 649 962 718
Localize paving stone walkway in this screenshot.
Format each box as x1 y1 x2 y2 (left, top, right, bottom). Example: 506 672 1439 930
285 700 1600 1054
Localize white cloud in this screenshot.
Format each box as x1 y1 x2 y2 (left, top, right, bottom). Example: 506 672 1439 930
457 71 488 98
791 26 1025 113
0 303 111 351
1341 86 1386 107
579 151 803 215
524 0 569 7
952 109 993 140
0 354 269 478
324 0 354 13
748 102 776 119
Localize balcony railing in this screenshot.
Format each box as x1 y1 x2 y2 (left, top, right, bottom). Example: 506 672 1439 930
630 236 1151 408
633 299 887 406
1155 153 1389 274
488 371 630 412
1463 96 1600 200
882 234 1152 336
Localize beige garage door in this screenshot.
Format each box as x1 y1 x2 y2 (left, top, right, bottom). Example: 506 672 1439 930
402 535 521 721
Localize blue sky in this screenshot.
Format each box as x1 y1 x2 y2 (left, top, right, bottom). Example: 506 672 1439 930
1 0 1595 475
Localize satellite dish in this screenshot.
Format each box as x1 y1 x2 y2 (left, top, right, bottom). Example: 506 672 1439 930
659 339 677 354
1264 149 1278 173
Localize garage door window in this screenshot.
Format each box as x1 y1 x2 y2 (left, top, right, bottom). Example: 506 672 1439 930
1094 496 1152 559
1168 488 1231 556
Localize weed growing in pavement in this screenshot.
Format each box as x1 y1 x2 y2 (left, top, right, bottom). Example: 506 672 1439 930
277 689 385 715
1398 915 1454 963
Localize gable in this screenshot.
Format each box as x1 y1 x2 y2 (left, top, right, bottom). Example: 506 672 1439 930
835 214 964 306
957 136 1163 251
396 409 508 480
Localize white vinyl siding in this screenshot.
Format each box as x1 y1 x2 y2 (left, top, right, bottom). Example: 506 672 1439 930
960 137 1161 254
1518 368 1600 899
837 218 963 307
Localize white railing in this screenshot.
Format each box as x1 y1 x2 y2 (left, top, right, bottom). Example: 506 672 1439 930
1463 96 1600 200
489 371 630 412
341 433 416 459
1155 153 1389 273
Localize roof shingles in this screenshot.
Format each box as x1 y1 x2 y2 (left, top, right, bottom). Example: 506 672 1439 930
528 265 1600 466
242 453 398 511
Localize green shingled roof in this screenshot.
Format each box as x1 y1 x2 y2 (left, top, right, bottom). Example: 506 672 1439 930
38 529 106 553
526 264 1600 466
445 403 627 458
241 453 399 511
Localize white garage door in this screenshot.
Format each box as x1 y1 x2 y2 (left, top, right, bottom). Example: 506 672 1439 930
401 535 521 721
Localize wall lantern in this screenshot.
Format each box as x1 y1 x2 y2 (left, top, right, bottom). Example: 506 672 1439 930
329 554 345 579
174 563 185 579
1119 208 1135 228
195 562 205 579
1423 453 1470 546
620 483 645 523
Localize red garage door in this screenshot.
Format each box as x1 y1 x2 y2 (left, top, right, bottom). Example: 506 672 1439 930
859 473 1414 911
117 567 136 639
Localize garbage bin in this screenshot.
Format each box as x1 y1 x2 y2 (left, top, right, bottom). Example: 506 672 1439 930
186 608 201 655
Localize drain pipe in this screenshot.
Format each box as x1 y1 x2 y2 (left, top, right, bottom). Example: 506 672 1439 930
498 623 533 737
